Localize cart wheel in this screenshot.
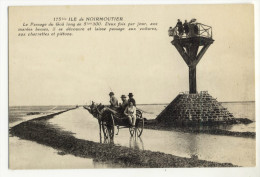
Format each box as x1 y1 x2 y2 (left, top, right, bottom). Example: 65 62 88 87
136 118 144 137
129 127 135 136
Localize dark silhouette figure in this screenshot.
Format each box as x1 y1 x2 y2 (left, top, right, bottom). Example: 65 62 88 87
176 19 183 37
194 24 199 35
183 20 189 37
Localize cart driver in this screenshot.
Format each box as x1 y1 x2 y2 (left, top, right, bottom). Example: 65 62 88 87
109 92 118 109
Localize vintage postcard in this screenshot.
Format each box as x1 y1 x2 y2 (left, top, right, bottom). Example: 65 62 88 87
8 4 255 169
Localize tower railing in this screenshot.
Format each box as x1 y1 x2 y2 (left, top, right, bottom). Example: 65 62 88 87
168 23 212 39
197 23 212 38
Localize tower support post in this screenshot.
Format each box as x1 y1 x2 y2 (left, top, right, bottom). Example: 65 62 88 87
172 38 213 94
189 66 197 94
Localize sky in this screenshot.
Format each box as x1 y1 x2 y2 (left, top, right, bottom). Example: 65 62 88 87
9 4 255 105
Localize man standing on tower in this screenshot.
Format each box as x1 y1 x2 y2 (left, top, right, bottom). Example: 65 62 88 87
176 19 183 38
183 20 190 37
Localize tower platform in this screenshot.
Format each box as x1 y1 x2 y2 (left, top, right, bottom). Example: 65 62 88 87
171 36 214 47
156 91 235 126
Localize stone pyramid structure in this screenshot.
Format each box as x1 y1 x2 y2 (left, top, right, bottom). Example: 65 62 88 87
156 91 234 126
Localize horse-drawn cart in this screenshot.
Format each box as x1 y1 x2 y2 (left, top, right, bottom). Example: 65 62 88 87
97 107 144 139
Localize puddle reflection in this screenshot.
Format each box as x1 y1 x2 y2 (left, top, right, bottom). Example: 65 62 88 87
99 129 144 151
129 136 144 150
99 131 114 144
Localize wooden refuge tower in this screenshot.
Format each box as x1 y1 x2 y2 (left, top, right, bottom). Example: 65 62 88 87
169 21 214 93
156 19 235 126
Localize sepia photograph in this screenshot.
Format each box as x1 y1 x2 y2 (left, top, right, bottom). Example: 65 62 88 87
3 3 258 175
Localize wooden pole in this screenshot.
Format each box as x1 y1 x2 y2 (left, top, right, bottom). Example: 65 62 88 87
172 38 213 94
189 66 197 94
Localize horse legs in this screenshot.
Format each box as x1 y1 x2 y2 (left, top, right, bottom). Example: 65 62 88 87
115 125 119 135
98 119 102 143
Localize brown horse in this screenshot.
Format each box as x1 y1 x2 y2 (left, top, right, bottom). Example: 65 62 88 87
88 103 114 137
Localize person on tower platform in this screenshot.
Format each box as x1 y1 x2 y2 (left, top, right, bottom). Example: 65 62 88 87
183 20 190 37
168 27 174 36
189 18 199 37
194 23 199 35
176 19 184 38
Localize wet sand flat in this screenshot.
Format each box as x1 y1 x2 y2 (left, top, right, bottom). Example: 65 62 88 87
49 108 255 166
10 107 255 167
10 117 236 168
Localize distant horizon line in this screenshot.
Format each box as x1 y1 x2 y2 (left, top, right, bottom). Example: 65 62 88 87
9 100 255 107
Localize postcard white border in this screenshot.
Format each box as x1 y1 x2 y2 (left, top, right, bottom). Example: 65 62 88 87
1 0 259 177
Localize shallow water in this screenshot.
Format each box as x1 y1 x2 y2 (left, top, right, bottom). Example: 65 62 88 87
9 105 76 124
48 108 256 167
9 136 113 169
220 102 255 132
222 102 255 121
9 113 60 128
